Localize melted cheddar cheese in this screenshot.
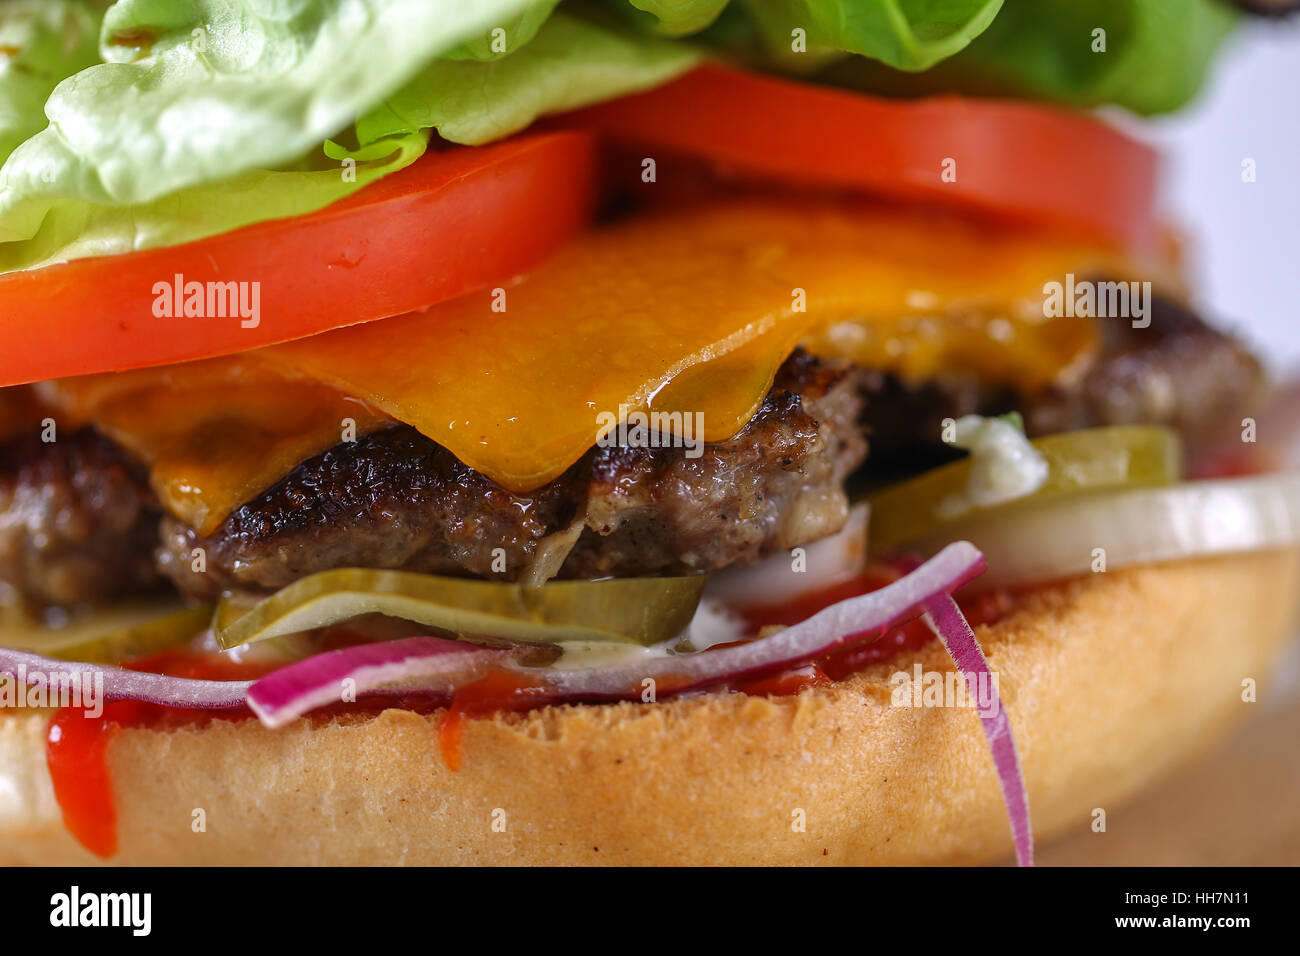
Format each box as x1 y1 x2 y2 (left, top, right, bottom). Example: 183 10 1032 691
43 359 389 535
45 199 1139 533
260 200 1116 489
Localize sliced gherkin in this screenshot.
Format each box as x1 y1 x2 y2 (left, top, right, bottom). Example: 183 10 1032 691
867 425 1182 554
213 568 706 650
0 599 212 664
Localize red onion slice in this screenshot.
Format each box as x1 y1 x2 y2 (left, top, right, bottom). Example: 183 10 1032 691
923 593 1033 867
244 542 986 710
530 541 986 699
247 636 509 728
0 647 251 710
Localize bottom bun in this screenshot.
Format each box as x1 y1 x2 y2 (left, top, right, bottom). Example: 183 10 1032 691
1 548 1297 865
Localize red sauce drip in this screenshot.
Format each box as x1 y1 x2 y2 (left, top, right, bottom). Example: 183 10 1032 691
44 650 275 859
732 664 832 696
122 647 283 683
736 567 1017 693
818 618 936 682
438 670 541 771
46 705 126 858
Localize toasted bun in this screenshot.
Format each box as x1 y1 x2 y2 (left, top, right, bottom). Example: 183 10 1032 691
1 548 1296 865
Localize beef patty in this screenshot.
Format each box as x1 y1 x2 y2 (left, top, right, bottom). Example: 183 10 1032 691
0 293 1267 607
0 427 161 608
157 351 868 600
861 292 1264 476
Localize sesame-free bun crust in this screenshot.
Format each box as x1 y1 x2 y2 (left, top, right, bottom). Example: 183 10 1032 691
2 548 1297 866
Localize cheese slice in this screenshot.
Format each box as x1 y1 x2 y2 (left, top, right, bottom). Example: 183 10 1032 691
260 199 1117 491
45 199 1134 534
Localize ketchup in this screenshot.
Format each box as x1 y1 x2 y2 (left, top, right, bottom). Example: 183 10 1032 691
437 670 542 771
46 704 132 858
732 664 832 696
735 567 1016 693
44 650 277 859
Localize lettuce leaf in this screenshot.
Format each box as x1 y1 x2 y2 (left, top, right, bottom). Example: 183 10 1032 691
442 0 563 61
618 0 1003 68
622 0 732 37
819 0 1238 114
0 129 427 274
0 1 104 166
942 0 1238 114
738 0 1005 71
0 0 562 271
354 12 699 148
0 0 530 219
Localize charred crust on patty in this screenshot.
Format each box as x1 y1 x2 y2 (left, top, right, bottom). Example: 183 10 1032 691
157 350 869 599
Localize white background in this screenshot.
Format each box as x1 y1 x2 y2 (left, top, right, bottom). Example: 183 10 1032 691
1140 19 1300 369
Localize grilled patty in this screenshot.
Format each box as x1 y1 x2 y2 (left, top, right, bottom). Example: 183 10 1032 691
861 292 1264 476
0 427 161 608
157 351 868 600
0 293 1267 607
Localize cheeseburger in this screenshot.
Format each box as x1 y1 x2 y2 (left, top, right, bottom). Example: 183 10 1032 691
0 0 1296 866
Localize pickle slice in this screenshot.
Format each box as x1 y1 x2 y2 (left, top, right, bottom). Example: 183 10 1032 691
213 568 706 650
0 599 213 663
867 425 1182 554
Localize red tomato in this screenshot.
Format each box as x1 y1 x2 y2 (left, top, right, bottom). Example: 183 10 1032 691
0 132 598 387
562 64 1157 250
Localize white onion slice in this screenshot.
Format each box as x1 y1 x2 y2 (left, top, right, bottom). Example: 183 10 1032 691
908 472 1300 589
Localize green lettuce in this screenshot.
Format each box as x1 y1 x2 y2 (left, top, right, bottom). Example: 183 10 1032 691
616 0 1004 69
0 130 428 274
442 0 563 61
621 0 731 37
0 0 530 220
0 1 104 166
820 0 1238 114
939 0 1238 114
0 0 697 273
736 0 1005 71
354 12 699 148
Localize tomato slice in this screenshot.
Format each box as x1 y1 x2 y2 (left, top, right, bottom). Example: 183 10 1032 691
0 132 598 387
561 64 1157 250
